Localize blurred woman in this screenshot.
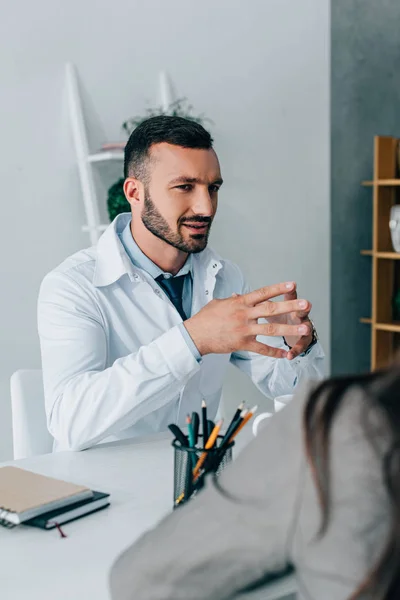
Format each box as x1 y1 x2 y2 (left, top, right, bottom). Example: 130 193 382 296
110 368 400 600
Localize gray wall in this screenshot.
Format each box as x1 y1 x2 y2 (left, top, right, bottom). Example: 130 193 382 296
0 0 330 460
331 0 400 374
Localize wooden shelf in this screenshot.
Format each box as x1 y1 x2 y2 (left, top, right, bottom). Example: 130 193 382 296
362 179 400 186
360 136 400 370
375 322 400 333
361 250 400 259
359 319 400 333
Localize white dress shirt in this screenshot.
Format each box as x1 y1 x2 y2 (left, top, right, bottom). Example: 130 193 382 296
119 219 201 359
37 213 325 451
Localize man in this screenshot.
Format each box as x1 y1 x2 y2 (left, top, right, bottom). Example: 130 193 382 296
38 116 324 451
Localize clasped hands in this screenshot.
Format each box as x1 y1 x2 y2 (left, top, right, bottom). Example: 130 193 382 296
184 281 314 360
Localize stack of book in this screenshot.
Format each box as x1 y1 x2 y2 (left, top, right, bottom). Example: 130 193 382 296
0 467 110 531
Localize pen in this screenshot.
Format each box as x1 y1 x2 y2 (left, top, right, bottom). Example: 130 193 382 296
186 415 197 469
193 419 223 480
168 424 188 447
191 412 200 446
202 399 208 447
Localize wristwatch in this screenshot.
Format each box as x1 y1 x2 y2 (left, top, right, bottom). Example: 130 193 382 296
283 319 318 354
304 318 318 354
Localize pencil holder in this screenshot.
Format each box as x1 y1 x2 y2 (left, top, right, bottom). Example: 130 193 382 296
172 435 234 510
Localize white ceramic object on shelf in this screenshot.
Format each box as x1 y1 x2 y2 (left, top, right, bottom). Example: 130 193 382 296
389 205 400 252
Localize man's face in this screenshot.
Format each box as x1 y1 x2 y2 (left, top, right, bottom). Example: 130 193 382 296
141 143 222 253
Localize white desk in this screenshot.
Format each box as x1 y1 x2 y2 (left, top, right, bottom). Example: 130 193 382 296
0 433 296 600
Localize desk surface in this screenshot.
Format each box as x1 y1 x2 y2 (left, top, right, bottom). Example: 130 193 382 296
0 433 296 600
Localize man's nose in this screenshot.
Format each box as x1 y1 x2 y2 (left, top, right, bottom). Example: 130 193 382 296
192 188 214 216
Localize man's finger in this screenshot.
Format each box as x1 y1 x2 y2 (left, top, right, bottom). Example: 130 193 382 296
244 282 296 307
247 340 288 359
249 299 310 320
251 322 311 339
286 338 311 360
296 302 312 321
283 285 298 302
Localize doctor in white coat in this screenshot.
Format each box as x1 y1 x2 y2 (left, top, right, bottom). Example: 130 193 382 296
38 115 324 451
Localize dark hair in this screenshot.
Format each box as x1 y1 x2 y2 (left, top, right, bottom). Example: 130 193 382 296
304 367 400 599
123 115 214 180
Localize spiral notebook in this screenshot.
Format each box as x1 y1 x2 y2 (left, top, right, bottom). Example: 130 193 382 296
0 466 93 525
25 491 110 530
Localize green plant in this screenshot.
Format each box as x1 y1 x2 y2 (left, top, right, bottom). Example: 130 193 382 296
107 178 129 222
122 97 211 137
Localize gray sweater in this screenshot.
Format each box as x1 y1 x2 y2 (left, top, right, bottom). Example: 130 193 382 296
109 383 391 600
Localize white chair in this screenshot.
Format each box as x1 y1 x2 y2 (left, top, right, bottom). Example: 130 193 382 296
10 369 53 459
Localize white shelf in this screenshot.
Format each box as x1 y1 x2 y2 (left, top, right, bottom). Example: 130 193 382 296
67 63 174 244
82 224 109 233
88 151 124 163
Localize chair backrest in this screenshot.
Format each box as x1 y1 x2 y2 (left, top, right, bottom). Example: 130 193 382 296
10 369 53 459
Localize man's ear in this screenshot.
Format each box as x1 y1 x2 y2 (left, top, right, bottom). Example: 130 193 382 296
124 177 144 209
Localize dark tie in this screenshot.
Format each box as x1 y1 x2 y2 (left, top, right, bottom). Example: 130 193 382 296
156 274 187 321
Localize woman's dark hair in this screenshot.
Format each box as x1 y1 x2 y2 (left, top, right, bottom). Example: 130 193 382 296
123 115 213 180
304 366 400 599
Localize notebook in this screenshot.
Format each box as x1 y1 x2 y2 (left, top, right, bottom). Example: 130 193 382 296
25 491 110 530
0 466 93 525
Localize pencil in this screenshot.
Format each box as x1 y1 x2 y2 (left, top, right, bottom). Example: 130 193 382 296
202 399 208 447
175 492 185 506
209 407 258 475
186 415 195 448
193 419 223 480
228 405 258 443
219 408 248 448
227 401 245 433
207 420 215 444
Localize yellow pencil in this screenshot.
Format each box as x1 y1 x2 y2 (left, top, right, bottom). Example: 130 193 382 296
193 419 223 479
175 492 185 506
228 405 258 443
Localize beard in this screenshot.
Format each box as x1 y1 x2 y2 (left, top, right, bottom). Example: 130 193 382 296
141 192 212 254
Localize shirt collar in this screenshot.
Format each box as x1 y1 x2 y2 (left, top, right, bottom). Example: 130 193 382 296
120 219 193 280
92 213 196 287
92 213 133 287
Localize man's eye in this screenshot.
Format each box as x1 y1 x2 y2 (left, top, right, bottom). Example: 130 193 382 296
209 185 220 193
176 184 192 191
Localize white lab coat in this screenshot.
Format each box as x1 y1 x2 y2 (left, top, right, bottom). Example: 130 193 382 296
38 214 325 451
